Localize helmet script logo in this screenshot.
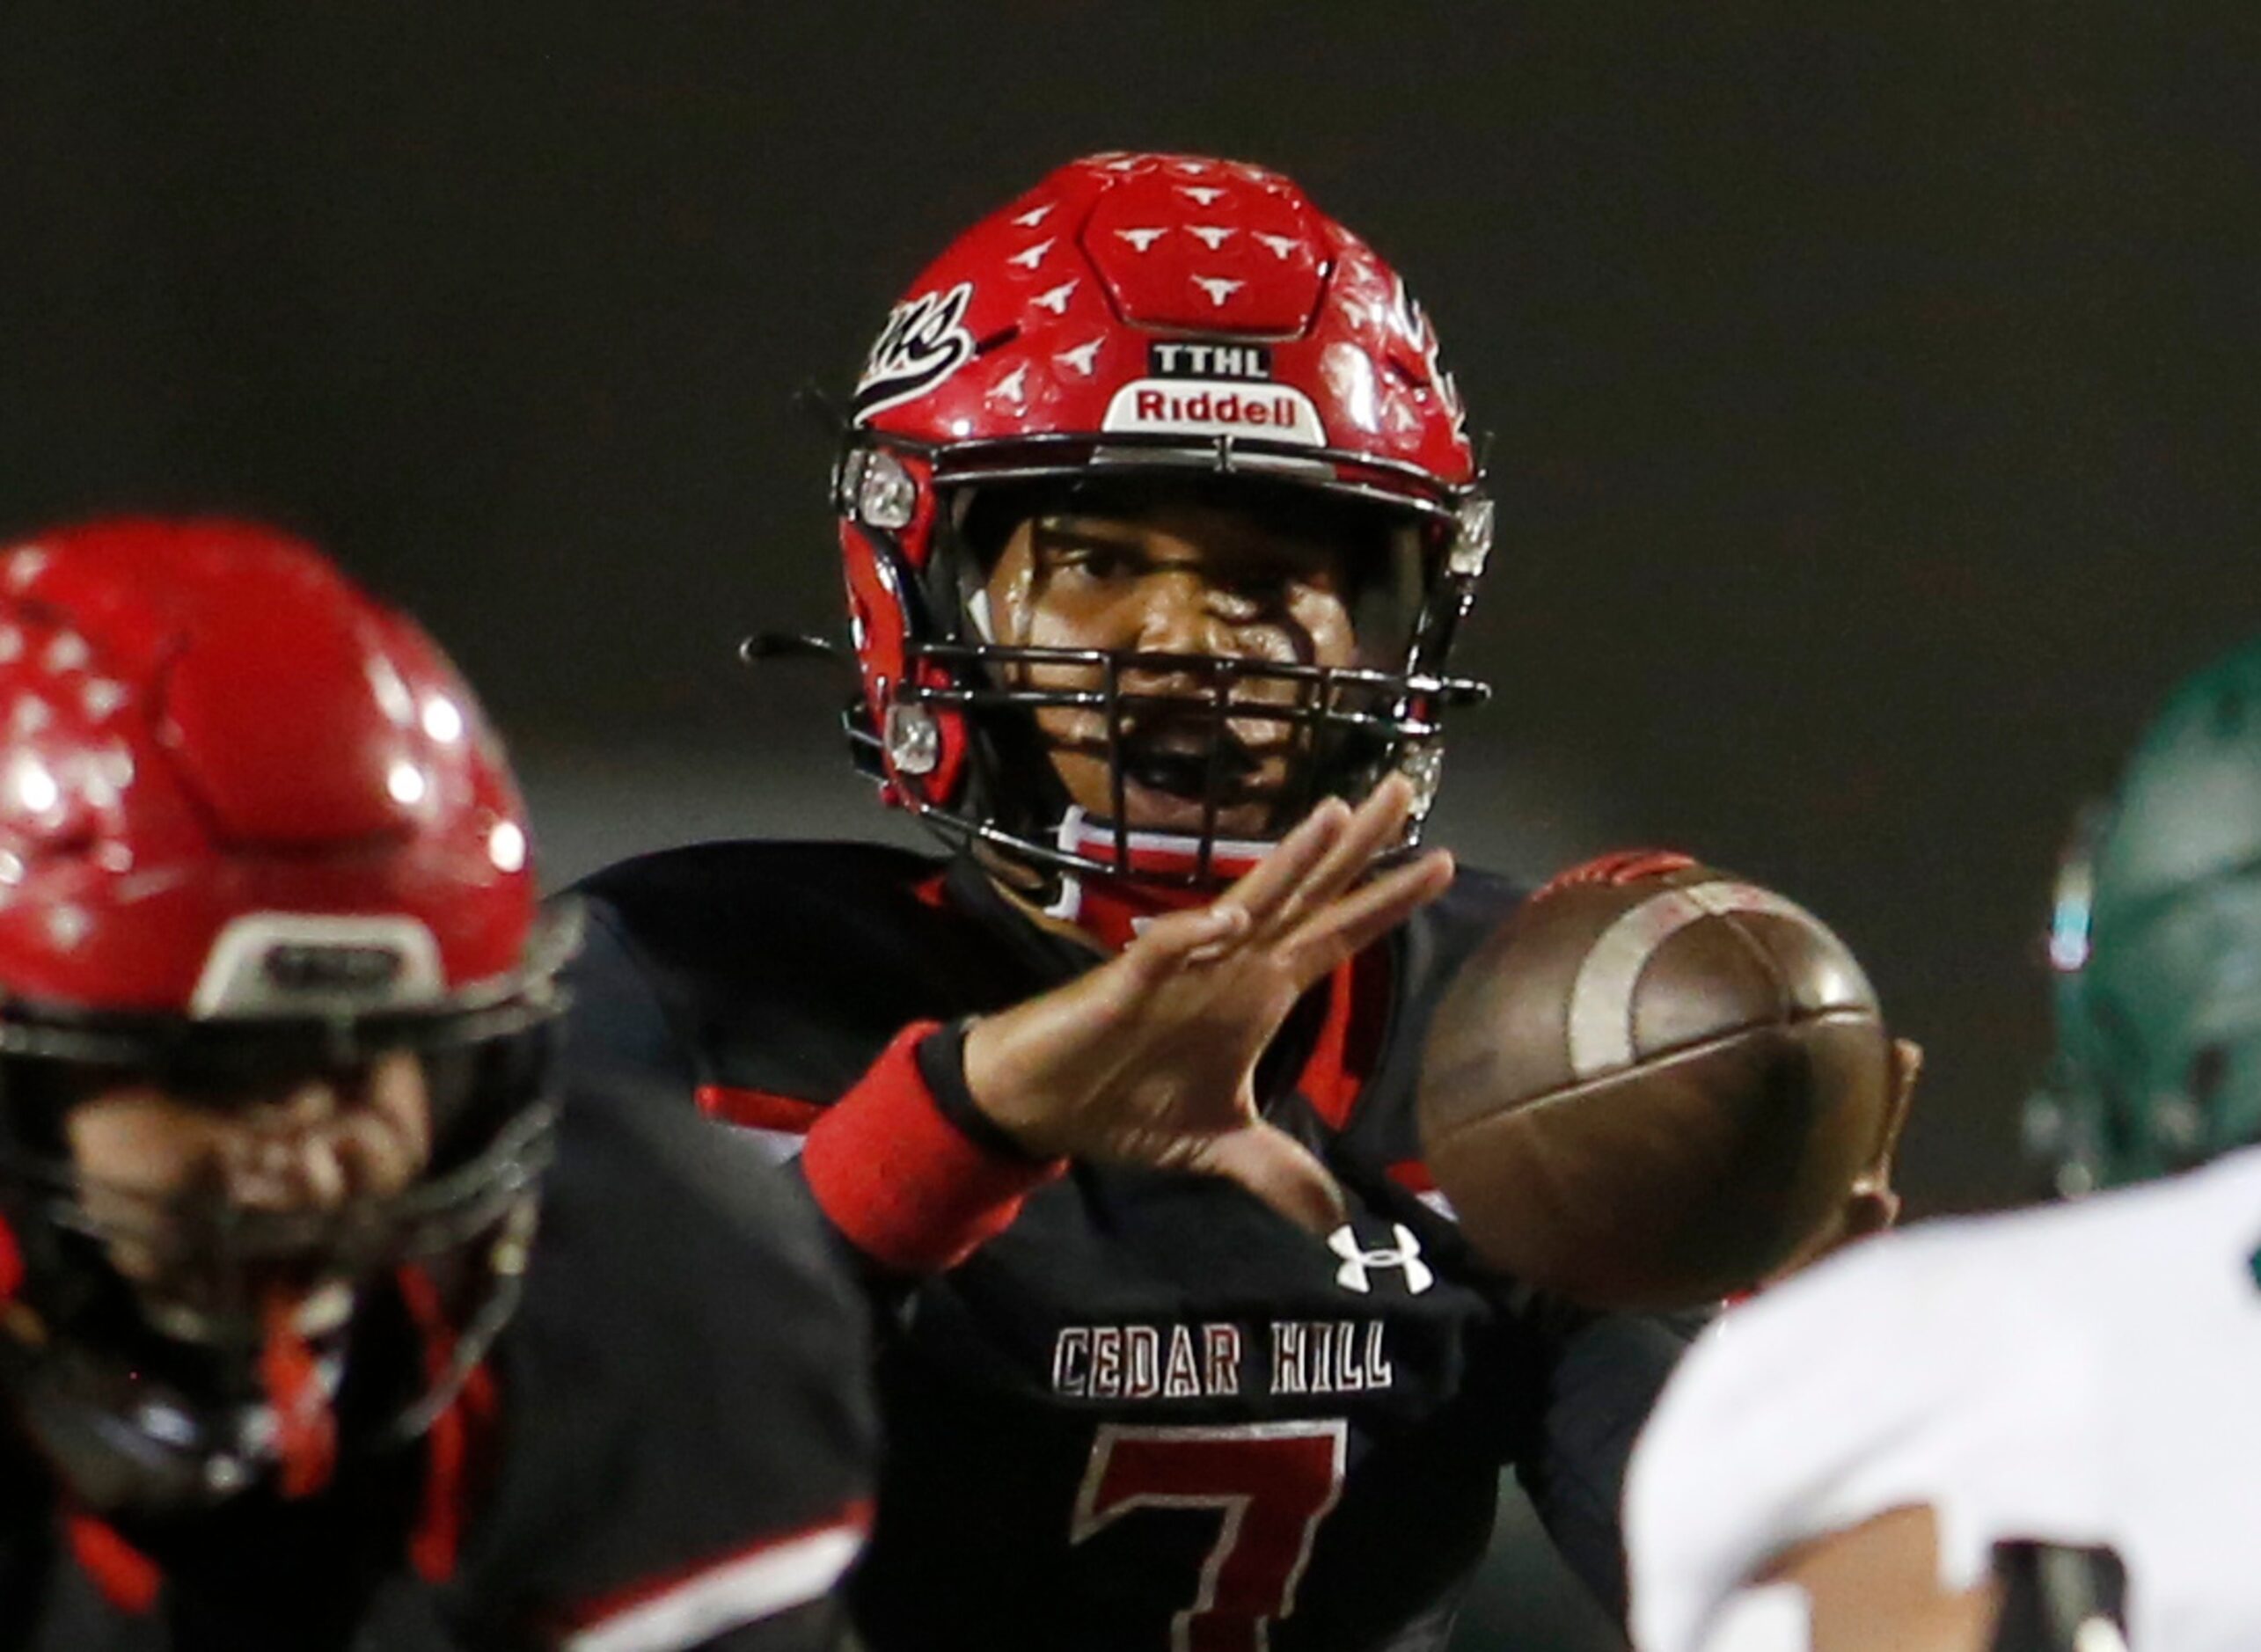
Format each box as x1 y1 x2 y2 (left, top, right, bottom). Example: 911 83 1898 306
856 281 977 419
1387 274 1467 441
1328 1224 1434 1295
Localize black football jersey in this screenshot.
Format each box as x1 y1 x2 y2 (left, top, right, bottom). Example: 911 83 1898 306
567 841 1691 1652
0 1077 875 1652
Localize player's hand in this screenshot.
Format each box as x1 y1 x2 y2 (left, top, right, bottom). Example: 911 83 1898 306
961 776 1454 1234
1842 1035 1921 1239
1767 1035 1921 1284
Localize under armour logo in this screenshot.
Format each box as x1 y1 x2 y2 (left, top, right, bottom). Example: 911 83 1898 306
1328 1224 1433 1296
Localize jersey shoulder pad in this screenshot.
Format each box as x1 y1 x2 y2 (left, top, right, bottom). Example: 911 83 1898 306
1415 860 1526 976
1627 1223 2007 1652
1629 1155 2261 1652
571 837 949 948
1389 859 1526 1047
457 1083 874 1641
563 838 1027 1106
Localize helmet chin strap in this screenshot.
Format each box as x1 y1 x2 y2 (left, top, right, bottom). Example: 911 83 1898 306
4 1311 346 1517
257 1290 339 1500
1043 806 1275 952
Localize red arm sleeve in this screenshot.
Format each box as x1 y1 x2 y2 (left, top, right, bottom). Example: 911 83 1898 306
799 1020 1064 1274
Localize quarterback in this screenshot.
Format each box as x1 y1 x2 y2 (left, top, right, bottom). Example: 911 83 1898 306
0 521 874 1649
567 152 1901 1649
1627 638 2261 1652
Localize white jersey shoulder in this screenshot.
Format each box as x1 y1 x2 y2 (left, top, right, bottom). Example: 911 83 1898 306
1628 1146 2261 1652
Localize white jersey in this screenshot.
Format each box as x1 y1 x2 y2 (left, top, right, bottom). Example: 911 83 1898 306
1628 1146 2261 1652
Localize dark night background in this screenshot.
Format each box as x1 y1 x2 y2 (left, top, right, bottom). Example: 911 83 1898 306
4 4 2257 1643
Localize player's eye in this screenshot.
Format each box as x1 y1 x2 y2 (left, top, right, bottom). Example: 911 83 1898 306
1047 541 1140 584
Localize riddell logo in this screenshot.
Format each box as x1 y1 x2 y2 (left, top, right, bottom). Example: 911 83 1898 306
1101 378 1325 446
1147 340 1272 380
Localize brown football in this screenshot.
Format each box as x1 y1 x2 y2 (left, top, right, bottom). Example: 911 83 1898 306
1416 852 1893 1311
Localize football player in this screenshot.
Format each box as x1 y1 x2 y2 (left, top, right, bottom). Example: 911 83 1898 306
567 152 1899 1650
0 519 874 1649
1626 636 2261 1652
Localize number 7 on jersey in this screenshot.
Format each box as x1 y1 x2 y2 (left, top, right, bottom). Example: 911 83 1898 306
1070 1420 1350 1652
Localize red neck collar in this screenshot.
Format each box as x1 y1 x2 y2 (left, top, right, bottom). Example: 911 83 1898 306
1043 808 1274 953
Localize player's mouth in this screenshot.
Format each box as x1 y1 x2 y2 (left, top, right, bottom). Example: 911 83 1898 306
1113 719 1288 833
132 1241 363 1339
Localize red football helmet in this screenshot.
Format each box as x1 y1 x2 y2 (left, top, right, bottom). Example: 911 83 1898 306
833 151 1493 888
0 518 567 1514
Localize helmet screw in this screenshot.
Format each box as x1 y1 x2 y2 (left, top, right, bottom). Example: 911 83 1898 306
885 702 941 777
1447 496 1494 579
1397 741 1445 820
856 450 918 532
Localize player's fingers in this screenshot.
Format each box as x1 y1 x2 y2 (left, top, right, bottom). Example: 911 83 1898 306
1872 1035 1924 1172
1281 850 1455 984
1257 775 1416 941
369 1047 435 1163
333 1104 427 1202
1889 1037 1925 1106
1218 795 1351 927
1189 1122 1348 1236
1117 901 1253 988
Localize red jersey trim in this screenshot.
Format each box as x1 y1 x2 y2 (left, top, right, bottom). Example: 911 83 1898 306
801 1021 1062 1273
557 1500 873 1652
0 1214 21 1304
67 1513 161 1615
694 1084 825 1135
1297 950 1393 1133
1384 1159 1437 1195
1385 1159 1459 1222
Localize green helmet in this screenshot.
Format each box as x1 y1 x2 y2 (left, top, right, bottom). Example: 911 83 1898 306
2038 637 2261 1191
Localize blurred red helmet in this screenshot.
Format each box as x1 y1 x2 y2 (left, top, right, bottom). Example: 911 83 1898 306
0 518 566 1515
832 151 1494 887
0 518 540 1022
